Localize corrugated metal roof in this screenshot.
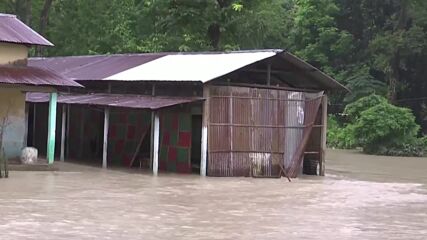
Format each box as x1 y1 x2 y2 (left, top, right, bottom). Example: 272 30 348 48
26 92 203 110
105 51 278 82
28 50 347 91
0 13 53 46
0 65 82 87
29 54 166 80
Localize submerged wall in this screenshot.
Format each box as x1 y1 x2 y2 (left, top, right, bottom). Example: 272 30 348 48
108 109 151 166
159 106 192 173
0 88 26 158
207 85 323 177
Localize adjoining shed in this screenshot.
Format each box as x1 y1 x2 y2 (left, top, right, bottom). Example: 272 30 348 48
27 50 346 177
0 13 80 163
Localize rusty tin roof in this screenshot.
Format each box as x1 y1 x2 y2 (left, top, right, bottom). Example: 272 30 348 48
0 65 82 87
26 92 203 110
29 54 166 81
29 50 347 91
0 13 53 46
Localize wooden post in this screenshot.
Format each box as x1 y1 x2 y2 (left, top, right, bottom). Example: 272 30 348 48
32 103 36 147
65 87 71 159
267 62 271 86
60 104 66 161
66 105 70 158
47 92 58 164
152 111 160 175
200 85 210 176
229 88 234 174
78 108 85 159
319 94 328 176
102 107 110 169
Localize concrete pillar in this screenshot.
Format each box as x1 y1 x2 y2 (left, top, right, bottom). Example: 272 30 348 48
200 85 210 176
149 83 156 169
152 112 160 175
47 92 58 164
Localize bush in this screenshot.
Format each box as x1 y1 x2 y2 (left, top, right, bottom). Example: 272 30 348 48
327 115 357 149
353 102 421 155
371 137 426 157
344 94 388 120
329 94 424 156
376 142 424 157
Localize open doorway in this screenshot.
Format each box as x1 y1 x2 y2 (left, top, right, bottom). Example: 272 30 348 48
107 109 152 168
67 105 104 165
128 125 151 169
191 115 202 173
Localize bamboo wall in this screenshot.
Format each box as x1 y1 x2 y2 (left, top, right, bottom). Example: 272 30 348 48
207 86 323 177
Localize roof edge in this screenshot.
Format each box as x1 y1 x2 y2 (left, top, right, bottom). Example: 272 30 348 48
0 13 54 47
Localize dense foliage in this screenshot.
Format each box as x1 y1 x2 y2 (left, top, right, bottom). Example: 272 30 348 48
344 94 389 121
327 116 357 149
354 102 420 154
1 0 427 154
329 95 425 156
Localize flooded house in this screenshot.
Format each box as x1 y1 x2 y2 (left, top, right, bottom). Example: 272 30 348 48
0 14 80 162
27 50 346 178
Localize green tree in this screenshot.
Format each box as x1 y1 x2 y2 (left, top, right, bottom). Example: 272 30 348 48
46 0 140 56
288 0 354 75
367 0 427 102
136 0 288 52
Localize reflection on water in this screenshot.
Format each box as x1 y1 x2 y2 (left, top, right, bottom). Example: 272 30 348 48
0 149 426 240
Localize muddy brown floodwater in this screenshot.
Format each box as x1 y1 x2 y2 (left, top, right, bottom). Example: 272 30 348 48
1 149 427 240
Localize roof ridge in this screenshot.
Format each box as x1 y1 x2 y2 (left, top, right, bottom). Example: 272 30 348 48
30 49 284 59
30 52 164 59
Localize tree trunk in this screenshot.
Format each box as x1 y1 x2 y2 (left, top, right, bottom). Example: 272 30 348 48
208 23 221 50
207 0 232 50
25 0 32 26
216 0 232 8
37 0 54 56
388 0 410 103
12 0 28 21
388 69 398 103
388 49 401 103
